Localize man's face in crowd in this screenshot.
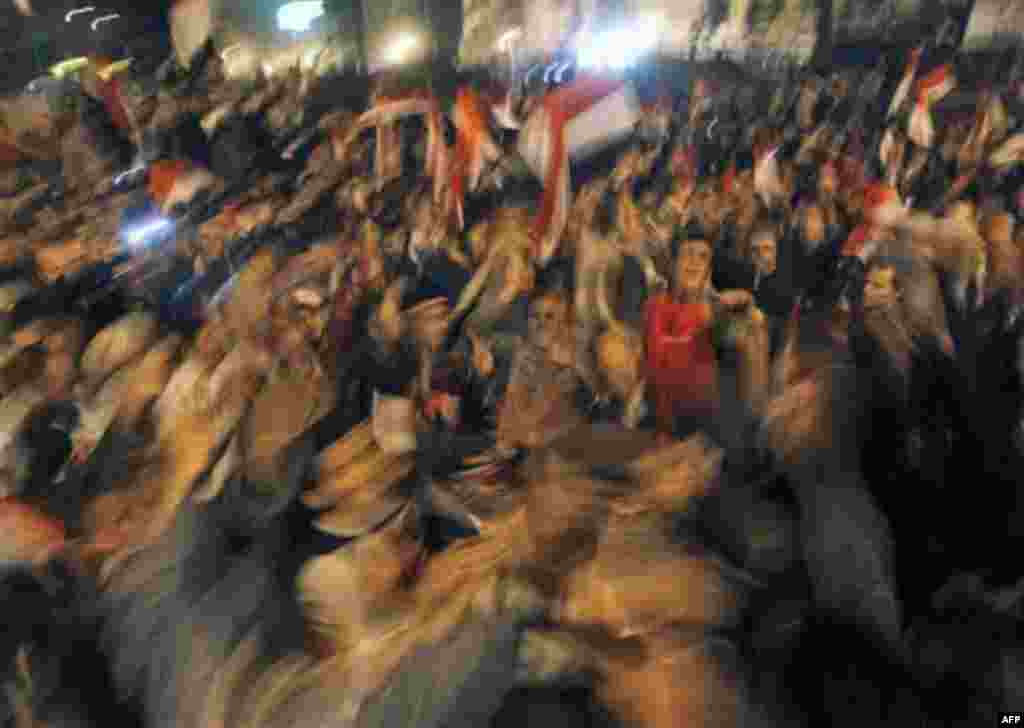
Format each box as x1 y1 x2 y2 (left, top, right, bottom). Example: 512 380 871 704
751 232 778 277
530 293 570 351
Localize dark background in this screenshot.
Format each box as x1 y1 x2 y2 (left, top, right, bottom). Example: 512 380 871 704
0 0 172 92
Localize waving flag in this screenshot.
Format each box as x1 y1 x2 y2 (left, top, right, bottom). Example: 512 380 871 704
518 75 636 263
450 87 501 230
842 183 904 259
908 64 956 149
888 47 923 119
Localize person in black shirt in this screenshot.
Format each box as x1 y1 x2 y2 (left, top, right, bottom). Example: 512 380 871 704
714 222 797 356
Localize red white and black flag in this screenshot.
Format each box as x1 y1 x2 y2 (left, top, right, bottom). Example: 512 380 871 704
518 75 639 263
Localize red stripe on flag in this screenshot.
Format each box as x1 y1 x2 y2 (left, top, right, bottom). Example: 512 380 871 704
530 75 624 258
451 87 493 229
916 65 954 105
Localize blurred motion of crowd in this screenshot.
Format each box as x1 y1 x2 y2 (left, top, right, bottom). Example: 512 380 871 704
0 23 1024 728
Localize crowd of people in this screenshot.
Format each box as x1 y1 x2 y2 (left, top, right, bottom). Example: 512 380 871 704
0 37 1023 727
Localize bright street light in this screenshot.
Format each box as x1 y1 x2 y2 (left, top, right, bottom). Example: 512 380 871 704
90 13 119 31
276 1 324 33
383 32 420 65
576 16 659 71
65 6 95 22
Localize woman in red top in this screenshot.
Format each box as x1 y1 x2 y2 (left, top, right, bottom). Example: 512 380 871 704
645 238 767 439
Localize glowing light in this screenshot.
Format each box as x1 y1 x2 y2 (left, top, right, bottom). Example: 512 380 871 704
90 13 119 31
576 17 659 71
276 1 323 33
65 6 95 22
383 33 421 65
221 44 243 60
123 218 173 248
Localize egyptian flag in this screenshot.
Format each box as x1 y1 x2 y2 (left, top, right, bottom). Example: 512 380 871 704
842 183 903 259
170 0 212 69
450 87 501 230
888 47 923 120
517 75 635 263
908 64 956 149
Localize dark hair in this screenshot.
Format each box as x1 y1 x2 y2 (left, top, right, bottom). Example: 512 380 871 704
594 185 619 238
369 176 420 230
672 220 707 257
749 221 779 247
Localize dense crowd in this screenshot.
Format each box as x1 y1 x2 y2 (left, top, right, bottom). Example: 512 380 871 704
0 39 1023 728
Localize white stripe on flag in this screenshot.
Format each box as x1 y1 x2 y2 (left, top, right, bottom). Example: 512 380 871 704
563 85 640 161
